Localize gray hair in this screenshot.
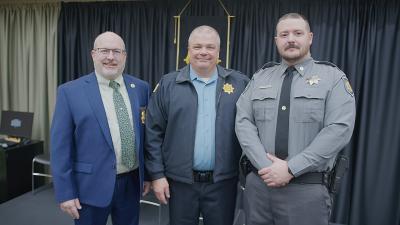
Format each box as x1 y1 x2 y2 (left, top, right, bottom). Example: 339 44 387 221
93 31 126 50
188 25 221 48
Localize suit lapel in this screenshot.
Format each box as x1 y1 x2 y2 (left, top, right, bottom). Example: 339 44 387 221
123 75 140 154
83 73 114 150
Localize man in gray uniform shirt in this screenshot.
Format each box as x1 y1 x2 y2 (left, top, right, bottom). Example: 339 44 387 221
235 13 356 225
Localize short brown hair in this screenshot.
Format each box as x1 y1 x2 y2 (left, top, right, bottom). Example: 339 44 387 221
277 13 311 32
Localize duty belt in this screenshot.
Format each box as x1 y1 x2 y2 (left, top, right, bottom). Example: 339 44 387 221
193 170 213 183
250 163 327 185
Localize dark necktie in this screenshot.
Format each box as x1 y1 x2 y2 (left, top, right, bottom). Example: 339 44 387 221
109 80 136 169
275 67 295 160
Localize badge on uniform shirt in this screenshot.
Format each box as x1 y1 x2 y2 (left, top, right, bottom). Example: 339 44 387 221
342 77 354 97
306 75 321 85
223 83 235 94
153 83 159 93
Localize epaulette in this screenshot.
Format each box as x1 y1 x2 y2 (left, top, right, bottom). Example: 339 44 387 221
223 68 233 72
315 61 338 68
236 70 244 75
255 61 280 74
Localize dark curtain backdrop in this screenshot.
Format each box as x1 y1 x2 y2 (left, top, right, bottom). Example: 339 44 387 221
57 1 177 86
58 0 400 225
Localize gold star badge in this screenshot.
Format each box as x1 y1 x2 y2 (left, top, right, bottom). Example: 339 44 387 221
223 83 234 94
306 75 321 85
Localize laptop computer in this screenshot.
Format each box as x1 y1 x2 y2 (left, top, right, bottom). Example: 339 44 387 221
0 110 34 148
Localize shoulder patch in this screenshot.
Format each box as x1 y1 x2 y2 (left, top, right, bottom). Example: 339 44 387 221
254 61 280 74
315 61 338 68
342 77 354 97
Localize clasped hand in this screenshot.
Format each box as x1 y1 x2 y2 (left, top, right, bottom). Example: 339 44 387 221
258 153 294 187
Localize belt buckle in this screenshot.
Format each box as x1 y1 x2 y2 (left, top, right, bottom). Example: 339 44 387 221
199 172 207 182
193 171 212 183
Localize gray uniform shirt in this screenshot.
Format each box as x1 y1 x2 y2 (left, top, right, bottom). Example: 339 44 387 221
235 57 356 177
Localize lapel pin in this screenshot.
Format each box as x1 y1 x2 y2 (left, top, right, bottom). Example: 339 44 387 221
130 83 136 88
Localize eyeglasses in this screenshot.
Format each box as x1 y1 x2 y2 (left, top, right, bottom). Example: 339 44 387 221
94 48 126 57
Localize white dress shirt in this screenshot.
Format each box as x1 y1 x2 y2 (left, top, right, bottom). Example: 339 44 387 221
96 73 135 174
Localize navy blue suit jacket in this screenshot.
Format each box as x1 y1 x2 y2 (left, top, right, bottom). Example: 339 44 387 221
51 72 149 207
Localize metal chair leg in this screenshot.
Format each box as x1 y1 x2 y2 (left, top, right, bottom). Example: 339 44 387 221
31 155 52 194
32 158 35 194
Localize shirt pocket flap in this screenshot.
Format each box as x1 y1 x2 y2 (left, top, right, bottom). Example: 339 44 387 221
251 89 278 101
293 88 325 99
73 162 93 174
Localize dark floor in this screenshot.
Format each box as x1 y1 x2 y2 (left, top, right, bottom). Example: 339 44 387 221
0 185 169 225
1 183 344 225
0 185 245 225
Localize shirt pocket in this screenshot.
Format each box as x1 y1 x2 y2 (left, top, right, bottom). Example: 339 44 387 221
251 89 278 121
293 88 325 123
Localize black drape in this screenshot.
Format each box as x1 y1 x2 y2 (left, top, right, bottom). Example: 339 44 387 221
58 0 400 224
57 1 178 86
178 16 227 69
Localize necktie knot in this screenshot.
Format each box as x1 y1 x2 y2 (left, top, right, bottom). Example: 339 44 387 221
286 66 295 76
109 80 120 90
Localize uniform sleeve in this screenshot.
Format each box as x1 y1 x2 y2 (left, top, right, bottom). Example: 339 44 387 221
288 74 356 176
50 86 78 203
145 79 168 181
235 78 272 169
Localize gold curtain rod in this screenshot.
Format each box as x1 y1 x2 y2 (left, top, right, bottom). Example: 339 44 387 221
217 0 231 16
178 0 192 16
174 0 235 69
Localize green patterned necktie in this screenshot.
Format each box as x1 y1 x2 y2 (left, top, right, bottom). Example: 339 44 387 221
109 80 136 169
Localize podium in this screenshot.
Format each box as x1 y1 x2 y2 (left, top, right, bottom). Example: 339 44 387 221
0 140 43 203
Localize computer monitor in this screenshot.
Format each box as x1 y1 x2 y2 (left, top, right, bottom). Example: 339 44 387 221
0 111 34 139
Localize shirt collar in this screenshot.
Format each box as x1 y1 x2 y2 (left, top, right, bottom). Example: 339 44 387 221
189 65 218 84
95 72 124 88
279 56 313 77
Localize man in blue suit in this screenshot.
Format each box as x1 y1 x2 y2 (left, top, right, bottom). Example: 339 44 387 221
51 31 150 225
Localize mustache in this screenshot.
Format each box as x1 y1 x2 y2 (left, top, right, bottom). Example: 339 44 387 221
285 44 300 50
